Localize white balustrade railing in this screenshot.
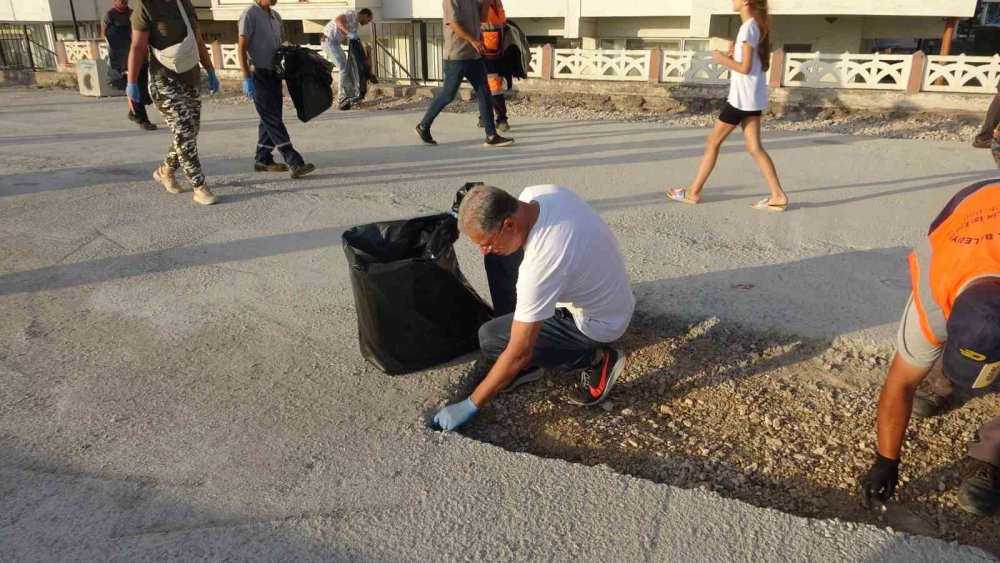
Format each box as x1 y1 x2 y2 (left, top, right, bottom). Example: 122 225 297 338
55 39 1000 96
526 46 542 78
64 41 94 63
661 50 730 84
922 54 1000 93
553 48 650 81
783 52 911 90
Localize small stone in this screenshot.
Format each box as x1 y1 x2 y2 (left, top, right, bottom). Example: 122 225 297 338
737 405 749 416
659 405 673 416
621 408 634 416
600 402 615 412
683 398 694 407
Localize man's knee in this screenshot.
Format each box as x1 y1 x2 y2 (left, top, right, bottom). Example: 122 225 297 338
478 316 512 357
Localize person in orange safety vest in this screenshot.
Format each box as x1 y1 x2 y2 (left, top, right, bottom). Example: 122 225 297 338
479 0 511 132
862 179 1000 517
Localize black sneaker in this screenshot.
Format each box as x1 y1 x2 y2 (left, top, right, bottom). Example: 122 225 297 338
416 124 437 146
477 118 485 128
911 385 950 419
137 121 157 131
973 137 993 149
567 347 625 406
958 457 1000 516
255 161 289 172
484 134 514 148
127 111 138 123
290 163 316 179
501 367 544 394
496 120 510 133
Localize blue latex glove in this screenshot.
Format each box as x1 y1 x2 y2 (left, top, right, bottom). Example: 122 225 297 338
126 82 141 104
207 68 220 94
348 31 358 40
433 397 479 431
242 77 254 98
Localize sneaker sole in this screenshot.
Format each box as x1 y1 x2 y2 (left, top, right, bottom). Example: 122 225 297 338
501 368 544 394
567 347 625 406
483 140 514 148
415 127 437 146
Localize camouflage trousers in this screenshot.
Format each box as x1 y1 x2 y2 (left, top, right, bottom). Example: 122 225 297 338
149 73 204 187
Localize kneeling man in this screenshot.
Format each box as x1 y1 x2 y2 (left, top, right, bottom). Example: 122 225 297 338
434 184 635 431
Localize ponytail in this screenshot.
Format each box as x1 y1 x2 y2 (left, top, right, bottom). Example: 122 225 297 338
748 0 772 72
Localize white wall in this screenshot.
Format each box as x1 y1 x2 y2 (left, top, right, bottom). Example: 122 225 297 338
593 16 693 38
0 0 55 21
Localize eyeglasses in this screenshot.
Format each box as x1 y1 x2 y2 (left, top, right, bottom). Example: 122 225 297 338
479 218 509 255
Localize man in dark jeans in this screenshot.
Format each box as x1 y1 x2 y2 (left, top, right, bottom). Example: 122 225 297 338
415 0 513 147
102 0 156 130
238 0 315 178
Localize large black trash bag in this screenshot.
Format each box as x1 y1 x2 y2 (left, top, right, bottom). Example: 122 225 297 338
275 45 334 123
342 213 493 375
339 37 372 110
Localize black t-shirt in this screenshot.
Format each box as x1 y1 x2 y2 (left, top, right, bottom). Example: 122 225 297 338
103 8 133 68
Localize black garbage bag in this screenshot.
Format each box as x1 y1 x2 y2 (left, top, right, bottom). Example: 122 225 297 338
343 213 493 375
275 45 334 123
338 38 371 110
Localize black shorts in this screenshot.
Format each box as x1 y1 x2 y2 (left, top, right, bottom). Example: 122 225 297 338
718 102 762 125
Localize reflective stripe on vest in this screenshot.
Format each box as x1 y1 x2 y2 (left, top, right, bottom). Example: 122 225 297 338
909 181 1000 347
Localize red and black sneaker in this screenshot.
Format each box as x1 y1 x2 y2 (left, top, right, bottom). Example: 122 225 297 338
567 347 624 406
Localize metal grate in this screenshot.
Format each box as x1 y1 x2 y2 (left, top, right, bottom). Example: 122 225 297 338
0 23 56 70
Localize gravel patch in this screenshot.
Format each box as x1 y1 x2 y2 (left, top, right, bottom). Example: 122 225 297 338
458 313 1000 556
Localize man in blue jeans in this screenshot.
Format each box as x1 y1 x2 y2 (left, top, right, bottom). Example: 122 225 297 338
415 0 514 147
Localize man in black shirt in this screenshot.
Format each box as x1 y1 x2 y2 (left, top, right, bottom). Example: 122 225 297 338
103 0 156 130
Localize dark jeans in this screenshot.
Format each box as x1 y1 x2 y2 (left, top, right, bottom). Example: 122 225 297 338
478 249 602 371
924 365 1000 466
252 69 304 166
492 94 508 123
128 98 149 123
420 58 496 137
977 93 1000 143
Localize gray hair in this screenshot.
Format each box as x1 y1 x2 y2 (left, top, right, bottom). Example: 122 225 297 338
458 185 518 236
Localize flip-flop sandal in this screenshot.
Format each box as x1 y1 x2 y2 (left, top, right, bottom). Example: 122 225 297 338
667 188 698 205
751 197 787 212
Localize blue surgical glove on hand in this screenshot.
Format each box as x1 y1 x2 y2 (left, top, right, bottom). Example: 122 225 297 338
433 397 479 431
126 82 141 104
207 68 220 94
242 77 254 98
348 31 359 40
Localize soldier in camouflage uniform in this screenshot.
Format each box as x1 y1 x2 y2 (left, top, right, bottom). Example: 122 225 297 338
127 0 220 205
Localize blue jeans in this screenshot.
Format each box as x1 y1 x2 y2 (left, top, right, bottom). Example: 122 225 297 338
322 41 348 98
420 58 496 137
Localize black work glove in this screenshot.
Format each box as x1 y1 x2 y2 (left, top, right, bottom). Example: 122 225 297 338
861 453 900 509
452 182 483 216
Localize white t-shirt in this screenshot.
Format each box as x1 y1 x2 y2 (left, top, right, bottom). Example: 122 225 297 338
513 185 635 343
727 18 768 112
323 10 358 45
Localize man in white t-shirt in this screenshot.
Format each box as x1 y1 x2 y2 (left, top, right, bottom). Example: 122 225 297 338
321 8 373 97
433 184 635 431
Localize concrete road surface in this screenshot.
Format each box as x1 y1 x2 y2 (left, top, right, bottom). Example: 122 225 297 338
0 88 994 561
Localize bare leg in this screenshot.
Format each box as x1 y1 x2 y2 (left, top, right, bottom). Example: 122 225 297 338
672 120 738 202
741 116 788 206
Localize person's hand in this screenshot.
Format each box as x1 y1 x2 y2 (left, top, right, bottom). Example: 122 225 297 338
470 39 486 55
711 50 727 65
433 397 479 431
242 77 254 98
348 31 358 40
126 82 142 104
861 453 900 509
207 68 220 94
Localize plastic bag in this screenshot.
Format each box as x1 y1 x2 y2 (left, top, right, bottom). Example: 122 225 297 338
342 213 493 375
276 45 334 123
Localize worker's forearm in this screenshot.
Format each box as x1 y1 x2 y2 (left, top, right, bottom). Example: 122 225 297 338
448 22 477 44
238 46 251 77
126 42 145 82
875 373 918 460
470 350 530 407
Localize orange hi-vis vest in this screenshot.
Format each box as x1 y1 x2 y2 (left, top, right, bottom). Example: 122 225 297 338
482 1 506 58
909 181 1000 347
